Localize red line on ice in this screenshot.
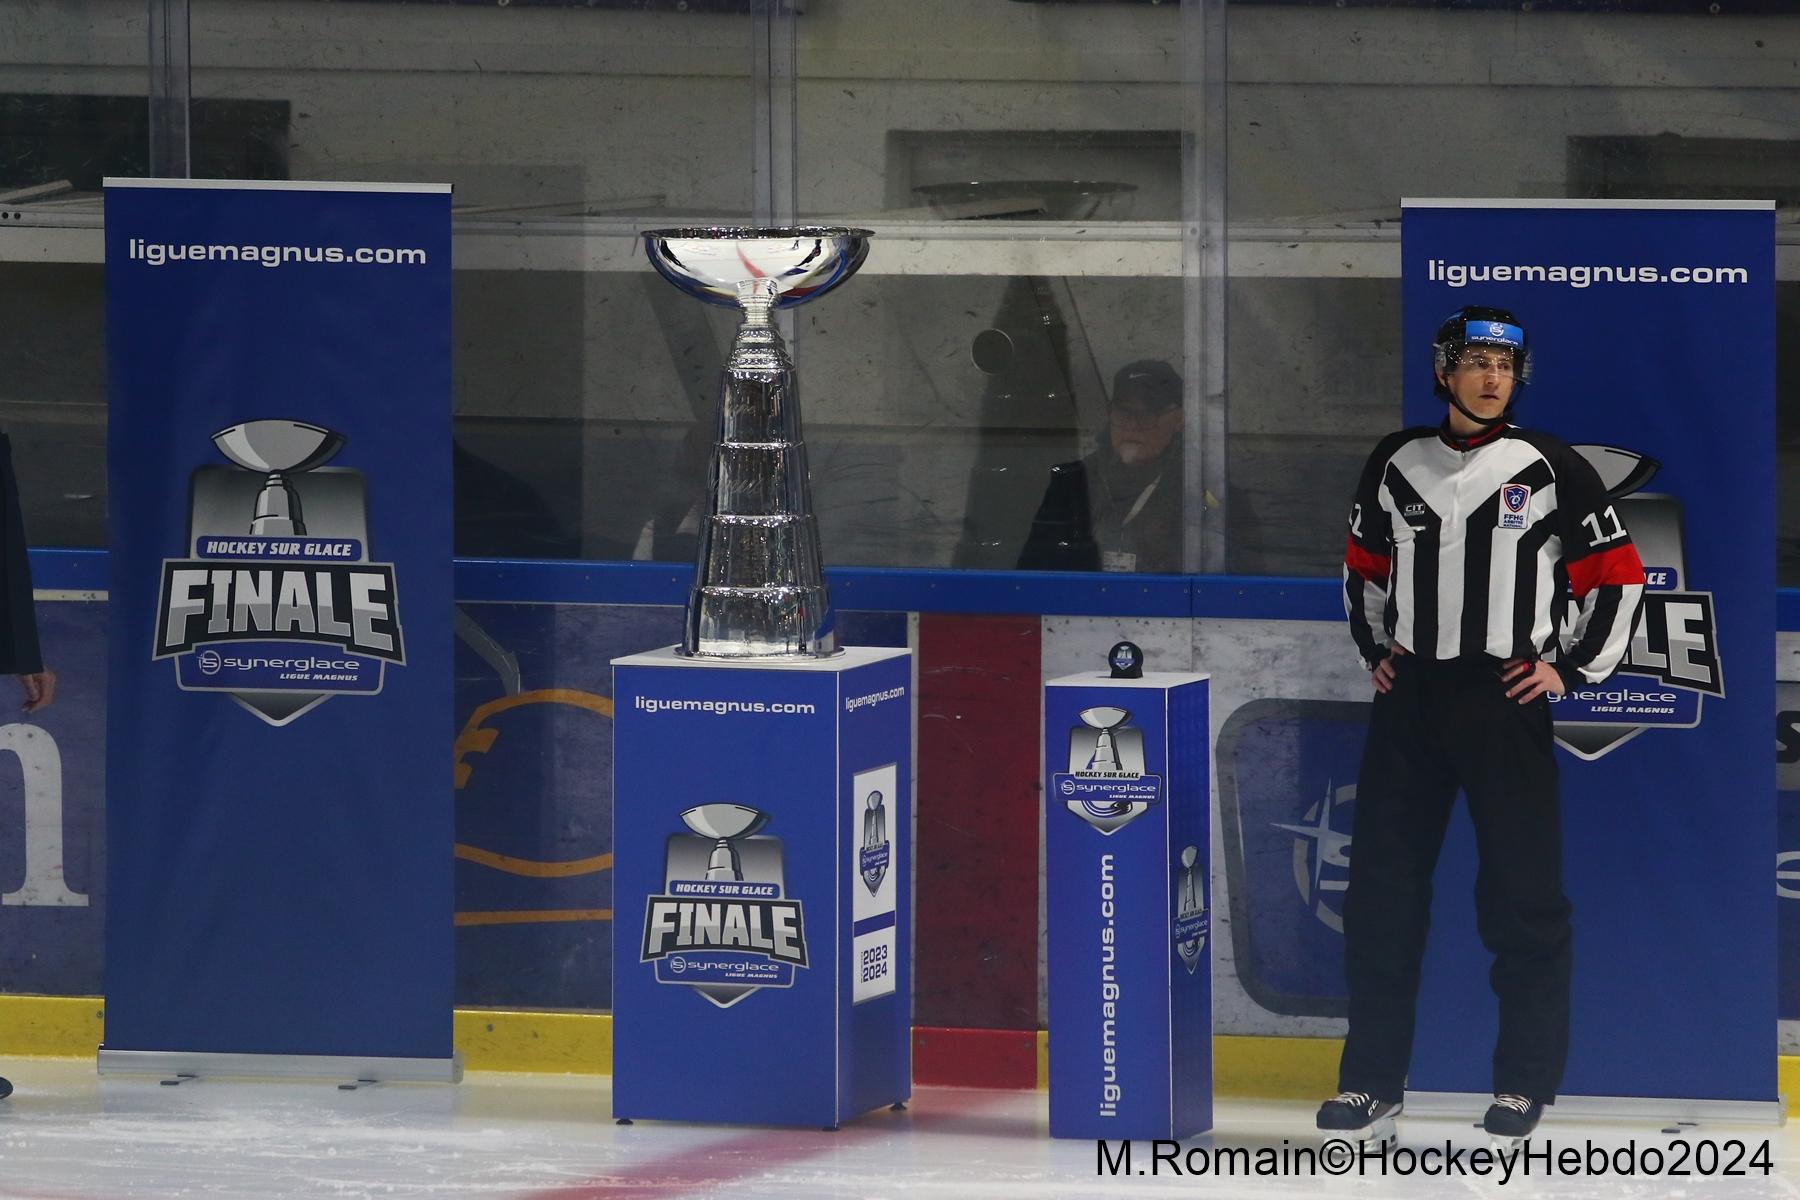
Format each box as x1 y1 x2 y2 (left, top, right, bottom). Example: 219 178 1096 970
515 1089 1006 1200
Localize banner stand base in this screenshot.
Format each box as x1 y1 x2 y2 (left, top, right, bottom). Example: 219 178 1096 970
97 1048 464 1085
1404 1090 1785 1126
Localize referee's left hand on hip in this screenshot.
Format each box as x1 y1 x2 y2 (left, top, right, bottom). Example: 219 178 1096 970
18 669 55 713
1501 658 1562 704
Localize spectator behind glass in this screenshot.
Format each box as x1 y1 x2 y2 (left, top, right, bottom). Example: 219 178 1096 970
1017 359 1184 574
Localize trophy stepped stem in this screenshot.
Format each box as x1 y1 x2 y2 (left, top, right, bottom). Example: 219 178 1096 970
695 514 825 588
712 442 811 514
688 584 834 658
719 374 801 444
736 277 778 327
683 306 834 657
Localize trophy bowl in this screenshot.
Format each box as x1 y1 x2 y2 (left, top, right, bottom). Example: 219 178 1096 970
213 419 345 474
680 803 770 842
641 226 872 311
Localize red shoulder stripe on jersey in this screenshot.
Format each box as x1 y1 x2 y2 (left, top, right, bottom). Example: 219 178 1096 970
1567 541 1645 599
1344 535 1391 584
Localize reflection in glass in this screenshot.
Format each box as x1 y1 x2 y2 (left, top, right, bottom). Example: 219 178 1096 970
1017 360 1185 576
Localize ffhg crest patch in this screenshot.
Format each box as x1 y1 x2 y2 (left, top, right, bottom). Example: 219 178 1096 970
1500 483 1531 530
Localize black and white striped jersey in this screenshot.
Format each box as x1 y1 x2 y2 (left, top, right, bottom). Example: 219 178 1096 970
1342 422 1646 689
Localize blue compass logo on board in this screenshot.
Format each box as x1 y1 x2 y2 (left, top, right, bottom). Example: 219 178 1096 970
1274 778 1353 934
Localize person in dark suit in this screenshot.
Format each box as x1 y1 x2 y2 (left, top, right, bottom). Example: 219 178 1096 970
0 436 51 713
1017 359 1185 574
0 432 54 1102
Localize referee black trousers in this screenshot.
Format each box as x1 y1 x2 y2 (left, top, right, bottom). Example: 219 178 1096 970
1336 654 1571 1105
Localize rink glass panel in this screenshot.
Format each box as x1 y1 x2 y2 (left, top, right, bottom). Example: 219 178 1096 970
2 4 1799 578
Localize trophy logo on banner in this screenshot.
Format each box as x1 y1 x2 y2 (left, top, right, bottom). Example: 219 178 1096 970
640 803 810 1009
860 790 890 895
1548 442 1723 760
1051 706 1162 835
1173 844 1209 975
150 419 405 726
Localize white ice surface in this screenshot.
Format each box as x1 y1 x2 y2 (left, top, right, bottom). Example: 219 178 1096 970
0 1060 1794 1199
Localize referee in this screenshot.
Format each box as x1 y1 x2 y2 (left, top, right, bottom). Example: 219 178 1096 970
1315 306 1646 1145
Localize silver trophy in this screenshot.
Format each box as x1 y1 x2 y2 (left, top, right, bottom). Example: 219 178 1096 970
212 419 346 537
680 803 771 882
641 226 871 658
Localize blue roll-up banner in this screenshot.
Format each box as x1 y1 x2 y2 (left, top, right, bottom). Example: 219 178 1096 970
1401 199 1775 1109
101 180 456 1078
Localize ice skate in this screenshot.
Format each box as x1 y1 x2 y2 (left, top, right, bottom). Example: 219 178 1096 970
1483 1094 1542 1149
1315 1090 1400 1145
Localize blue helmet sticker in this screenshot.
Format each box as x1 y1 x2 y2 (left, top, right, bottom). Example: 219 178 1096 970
1463 319 1524 348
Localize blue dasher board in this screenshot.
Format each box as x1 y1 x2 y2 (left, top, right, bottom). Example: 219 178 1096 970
1045 671 1211 1140
612 646 912 1128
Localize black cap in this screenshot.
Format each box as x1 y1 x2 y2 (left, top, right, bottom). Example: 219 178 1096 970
1111 359 1182 412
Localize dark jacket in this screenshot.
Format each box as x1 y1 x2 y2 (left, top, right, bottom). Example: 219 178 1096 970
0 434 41 674
1016 440 1183 574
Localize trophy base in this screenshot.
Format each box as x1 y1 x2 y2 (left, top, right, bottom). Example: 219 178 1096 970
683 585 837 659
677 646 847 661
